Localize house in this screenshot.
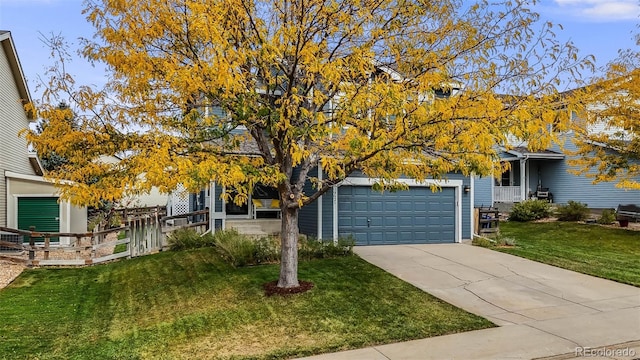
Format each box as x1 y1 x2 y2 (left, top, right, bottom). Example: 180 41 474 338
474 109 640 210
172 71 473 245
204 169 474 246
97 155 168 208
0 30 87 244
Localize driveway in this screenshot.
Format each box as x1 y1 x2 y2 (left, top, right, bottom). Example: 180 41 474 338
300 244 640 359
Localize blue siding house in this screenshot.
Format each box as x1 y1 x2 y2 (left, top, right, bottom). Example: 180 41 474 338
203 168 475 246
474 134 640 209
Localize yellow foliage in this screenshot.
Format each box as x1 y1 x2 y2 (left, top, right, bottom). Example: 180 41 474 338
26 0 592 208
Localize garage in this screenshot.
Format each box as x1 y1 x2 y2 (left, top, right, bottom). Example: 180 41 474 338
338 185 457 245
18 197 60 235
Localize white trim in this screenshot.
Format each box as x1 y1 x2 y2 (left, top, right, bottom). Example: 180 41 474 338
519 159 527 200
4 171 75 186
526 160 531 196
334 177 464 244
456 185 462 243
469 176 475 240
332 186 338 243
340 177 463 187
209 182 215 232
5 171 53 183
317 167 323 240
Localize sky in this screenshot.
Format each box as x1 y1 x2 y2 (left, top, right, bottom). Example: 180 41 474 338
0 0 638 103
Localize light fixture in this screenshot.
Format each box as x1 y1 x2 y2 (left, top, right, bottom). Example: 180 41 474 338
463 185 470 194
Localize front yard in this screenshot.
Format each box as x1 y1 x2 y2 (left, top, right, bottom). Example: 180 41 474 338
0 248 492 359
497 221 640 287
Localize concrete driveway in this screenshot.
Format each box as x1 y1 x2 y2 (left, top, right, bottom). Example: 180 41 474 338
300 244 640 360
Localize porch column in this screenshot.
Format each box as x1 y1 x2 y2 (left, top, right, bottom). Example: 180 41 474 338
520 159 527 201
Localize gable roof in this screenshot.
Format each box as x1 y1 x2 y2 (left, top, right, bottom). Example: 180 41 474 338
0 30 34 120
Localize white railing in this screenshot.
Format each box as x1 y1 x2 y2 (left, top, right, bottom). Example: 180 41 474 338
494 186 522 203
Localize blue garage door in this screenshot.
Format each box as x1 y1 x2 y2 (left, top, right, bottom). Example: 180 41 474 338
338 186 456 245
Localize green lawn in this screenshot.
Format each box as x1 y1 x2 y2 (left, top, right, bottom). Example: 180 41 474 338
498 221 640 287
0 248 493 359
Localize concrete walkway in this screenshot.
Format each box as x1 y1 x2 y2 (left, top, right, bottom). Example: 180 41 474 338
299 244 640 360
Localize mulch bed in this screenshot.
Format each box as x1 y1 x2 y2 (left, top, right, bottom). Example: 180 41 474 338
263 280 314 296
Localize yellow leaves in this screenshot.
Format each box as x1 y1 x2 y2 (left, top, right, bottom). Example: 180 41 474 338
28 0 602 207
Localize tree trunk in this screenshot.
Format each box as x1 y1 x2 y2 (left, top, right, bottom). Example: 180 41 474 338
278 203 300 288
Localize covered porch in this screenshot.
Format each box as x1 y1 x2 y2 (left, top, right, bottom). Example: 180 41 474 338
208 183 282 236
494 147 564 203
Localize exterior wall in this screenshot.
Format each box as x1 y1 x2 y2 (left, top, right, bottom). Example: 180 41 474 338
321 186 334 240
298 168 318 238
540 138 640 208
126 188 168 207
474 176 493 208
0 40 34 227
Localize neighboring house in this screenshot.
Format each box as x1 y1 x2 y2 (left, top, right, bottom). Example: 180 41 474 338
0 30 86 244
474 112 640 210
97 155 168 208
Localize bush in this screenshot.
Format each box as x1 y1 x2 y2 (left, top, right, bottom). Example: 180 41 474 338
556 201 589 222
597 208 617 225
212 229 268 267
472 231 515 248
169 228 355 267
472 236 493 248
299 236 355 260
167 228 215 250
508 199 552 222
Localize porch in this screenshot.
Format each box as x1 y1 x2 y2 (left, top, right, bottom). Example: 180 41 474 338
493 147 564 204
226 219 281 237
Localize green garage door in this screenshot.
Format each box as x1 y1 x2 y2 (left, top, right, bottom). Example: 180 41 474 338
18 197 60 241
338 186 456 245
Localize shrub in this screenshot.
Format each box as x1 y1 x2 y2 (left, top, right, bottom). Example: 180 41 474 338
253 236 281 264
472 236 493 248
494 235 516 247
212 229 263 267
167 228 215 251
299 236 355 260
170 228 355 267
556 201 589 222
508 199 552 222
597 209 617 225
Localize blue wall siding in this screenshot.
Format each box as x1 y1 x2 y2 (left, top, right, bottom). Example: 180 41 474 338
298 167 319 238
321 188 334 240
296 166 335 240
214 184 223 212
540 138 640 208
474 176 493 208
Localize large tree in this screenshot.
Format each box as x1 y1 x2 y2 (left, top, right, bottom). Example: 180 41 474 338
28 0 589 288
572 31 640 190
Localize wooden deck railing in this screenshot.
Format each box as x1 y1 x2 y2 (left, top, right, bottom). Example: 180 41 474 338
0 208 209 267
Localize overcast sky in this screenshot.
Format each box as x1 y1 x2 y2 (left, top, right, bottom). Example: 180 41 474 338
0 0 638 102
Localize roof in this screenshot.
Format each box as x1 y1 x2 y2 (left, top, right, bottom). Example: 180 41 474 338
0 30 34 120
502 146 565 160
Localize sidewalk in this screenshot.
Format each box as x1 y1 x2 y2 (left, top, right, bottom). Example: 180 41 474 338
298 244 640 360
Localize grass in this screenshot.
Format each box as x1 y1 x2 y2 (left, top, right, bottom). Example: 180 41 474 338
0 248 493 359
497 221 640 287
